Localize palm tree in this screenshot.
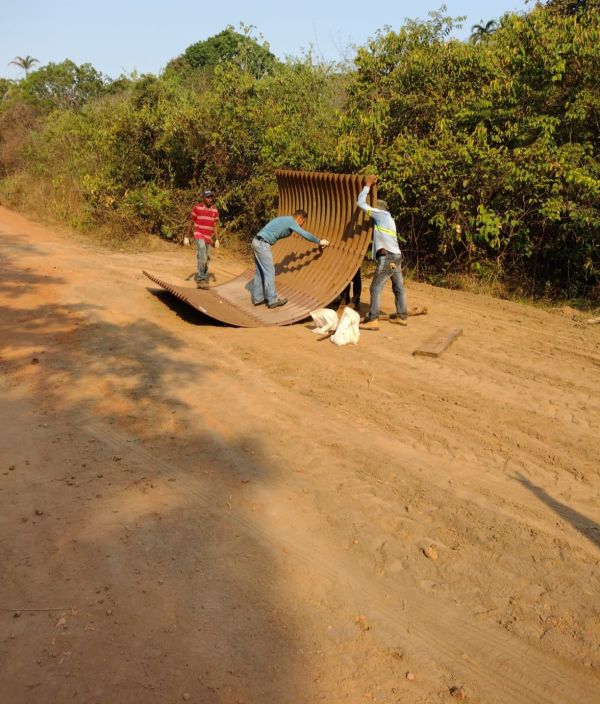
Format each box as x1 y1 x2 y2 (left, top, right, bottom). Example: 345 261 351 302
9 55 39 78
469 20 498 44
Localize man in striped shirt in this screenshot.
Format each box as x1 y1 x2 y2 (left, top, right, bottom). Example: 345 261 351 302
188 189 219 289
357 174 408 331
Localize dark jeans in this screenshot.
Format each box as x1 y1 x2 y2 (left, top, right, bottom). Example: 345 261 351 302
368 252 407 320
342 269 362 303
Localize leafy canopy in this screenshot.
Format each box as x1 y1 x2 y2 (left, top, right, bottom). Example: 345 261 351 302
178 25 278 78
14 60 108 111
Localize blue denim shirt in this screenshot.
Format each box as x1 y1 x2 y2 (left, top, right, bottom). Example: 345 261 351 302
357 187 401 257
256 216 320 245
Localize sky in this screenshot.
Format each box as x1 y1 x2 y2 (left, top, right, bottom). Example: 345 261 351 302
1 0 532 81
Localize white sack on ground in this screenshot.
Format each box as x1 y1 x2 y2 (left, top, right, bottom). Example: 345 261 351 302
310 308 339 334
331 307 360 346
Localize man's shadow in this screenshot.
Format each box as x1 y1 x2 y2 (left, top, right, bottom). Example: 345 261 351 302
513 473 600 550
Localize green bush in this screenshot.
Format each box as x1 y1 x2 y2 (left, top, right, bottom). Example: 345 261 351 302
338 7 599 298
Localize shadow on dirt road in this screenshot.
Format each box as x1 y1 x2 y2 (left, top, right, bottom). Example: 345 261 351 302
0 249 305 703
514 473 600 550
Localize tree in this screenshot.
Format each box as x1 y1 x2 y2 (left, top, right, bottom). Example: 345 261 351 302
544 0 600 14
339 8 600 298
8 55 39 78
175 25 278 78
16 60 107 110
469 20 498 43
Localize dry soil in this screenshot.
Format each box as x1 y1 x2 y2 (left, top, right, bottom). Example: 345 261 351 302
1 207 599 704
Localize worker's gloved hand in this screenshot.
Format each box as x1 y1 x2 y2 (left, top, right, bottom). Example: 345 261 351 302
213 239 220 249
319 239 330 248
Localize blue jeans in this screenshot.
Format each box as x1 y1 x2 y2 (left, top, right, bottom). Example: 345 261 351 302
196 238 211 282
368 252 407 319
251 237 277 305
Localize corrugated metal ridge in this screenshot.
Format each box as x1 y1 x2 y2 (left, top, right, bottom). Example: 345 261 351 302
144 170 375 327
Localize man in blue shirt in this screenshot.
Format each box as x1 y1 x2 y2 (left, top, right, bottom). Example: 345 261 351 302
357 175 408 330
251 209 329 308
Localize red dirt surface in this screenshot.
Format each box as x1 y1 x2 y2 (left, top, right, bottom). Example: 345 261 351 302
1 206 599 703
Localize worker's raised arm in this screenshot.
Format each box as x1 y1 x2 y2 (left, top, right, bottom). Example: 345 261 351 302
357 174 379 213
357 187 373 213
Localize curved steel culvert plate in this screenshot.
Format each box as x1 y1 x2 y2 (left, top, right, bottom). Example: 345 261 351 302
143 170 376 328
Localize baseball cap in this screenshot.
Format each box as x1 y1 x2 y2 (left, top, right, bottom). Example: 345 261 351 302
203 189 213 198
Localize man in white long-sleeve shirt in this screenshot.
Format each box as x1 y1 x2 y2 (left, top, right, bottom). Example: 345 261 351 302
357 174 408 330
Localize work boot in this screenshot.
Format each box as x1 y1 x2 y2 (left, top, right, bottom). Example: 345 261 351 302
267 297 287 309
252 299 265 306
360 316 379 331
389 314 408 326
196 280 209 290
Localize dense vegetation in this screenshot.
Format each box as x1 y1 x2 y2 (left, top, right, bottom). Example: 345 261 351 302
1 8 598 301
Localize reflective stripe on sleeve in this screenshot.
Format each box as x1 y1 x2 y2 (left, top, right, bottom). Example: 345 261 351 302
375 225 397 237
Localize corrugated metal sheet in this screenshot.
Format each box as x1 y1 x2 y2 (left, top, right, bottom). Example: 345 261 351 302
143 170 375 327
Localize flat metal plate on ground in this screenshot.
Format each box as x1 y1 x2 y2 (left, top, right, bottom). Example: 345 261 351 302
413 328 463 358
144 170 376 328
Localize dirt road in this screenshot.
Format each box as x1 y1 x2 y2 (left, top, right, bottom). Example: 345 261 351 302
1 206 599 704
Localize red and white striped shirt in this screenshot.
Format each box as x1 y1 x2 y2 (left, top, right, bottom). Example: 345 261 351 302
190 203 219 244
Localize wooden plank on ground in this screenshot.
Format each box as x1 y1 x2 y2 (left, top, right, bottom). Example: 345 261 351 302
413 328 463 358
